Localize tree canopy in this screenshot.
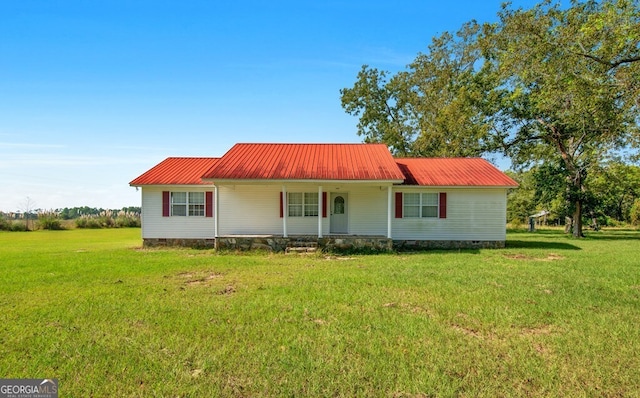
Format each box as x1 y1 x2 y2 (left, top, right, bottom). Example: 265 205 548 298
341 0 640 237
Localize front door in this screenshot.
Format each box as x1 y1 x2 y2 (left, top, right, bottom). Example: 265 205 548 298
330 193 348 234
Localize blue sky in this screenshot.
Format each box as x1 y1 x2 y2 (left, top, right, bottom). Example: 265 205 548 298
0 0 537 211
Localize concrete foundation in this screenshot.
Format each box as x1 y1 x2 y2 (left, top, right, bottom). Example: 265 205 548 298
143 236 505 252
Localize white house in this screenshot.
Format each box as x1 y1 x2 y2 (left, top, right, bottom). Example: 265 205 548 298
130 143 518 251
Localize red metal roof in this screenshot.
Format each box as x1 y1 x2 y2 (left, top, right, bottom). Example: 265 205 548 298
129 157 219 186
202 143 405 181
396 158 518 187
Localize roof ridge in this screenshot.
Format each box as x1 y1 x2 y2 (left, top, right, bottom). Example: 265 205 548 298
166 156 220 159
231 142 386 146
395 157 486 160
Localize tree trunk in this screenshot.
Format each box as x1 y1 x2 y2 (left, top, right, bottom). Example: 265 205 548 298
573 200 583 238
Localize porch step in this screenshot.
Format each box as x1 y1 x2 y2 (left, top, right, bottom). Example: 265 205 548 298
285 240 318 254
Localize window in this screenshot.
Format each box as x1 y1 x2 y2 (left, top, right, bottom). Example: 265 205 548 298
171 192 187 216
171 192 205 217
304 193 318 216
189 192 205 216
403 193 420 218
288 192 319 217
403 192 439 218
288 193 303 217
333 196 345 214
421 193 438 218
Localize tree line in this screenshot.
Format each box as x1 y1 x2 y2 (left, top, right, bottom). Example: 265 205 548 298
1 206 141 231
1 206 141 220
507 161 640 228
340 0 640 236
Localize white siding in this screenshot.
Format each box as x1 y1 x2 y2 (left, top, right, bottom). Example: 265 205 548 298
217 184 330 235
141 187 215 239
347 186 388 235
217 184 389 236
139 184 508 241
392 188 508 241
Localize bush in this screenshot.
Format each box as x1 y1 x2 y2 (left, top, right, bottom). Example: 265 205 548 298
115 211 141 228
10 221 28 232
76 216 103 229
75 210 140 229
38 210 64 230
508 218 524 230
0 217 11 231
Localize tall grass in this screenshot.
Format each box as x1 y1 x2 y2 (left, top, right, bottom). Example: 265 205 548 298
0 229 639 396
37 209 64 230
1 209 140 231
74 210 140 229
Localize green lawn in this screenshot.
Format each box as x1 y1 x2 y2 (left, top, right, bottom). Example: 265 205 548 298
1 228 639 397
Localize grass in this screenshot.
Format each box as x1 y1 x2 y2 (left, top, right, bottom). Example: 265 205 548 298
1 228 639 397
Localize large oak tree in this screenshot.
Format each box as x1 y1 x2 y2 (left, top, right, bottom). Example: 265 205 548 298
341 0 640 237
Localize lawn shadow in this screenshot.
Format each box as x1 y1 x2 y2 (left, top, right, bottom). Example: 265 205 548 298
584 230 640 241
506 240 581 250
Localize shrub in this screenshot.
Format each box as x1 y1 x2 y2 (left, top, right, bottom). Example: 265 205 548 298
115 211 141 228
38 210 64 230
508 218 524 230
10 221 28 232
75 217 88 229
76 216 102 229
75 210 141 229
0 217 11 231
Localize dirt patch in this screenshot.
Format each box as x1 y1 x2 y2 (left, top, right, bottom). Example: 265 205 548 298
391 392 430 398
520 325 553 336
451 324 485 339
505 253 533 260
533 342 551 356
217 285 236 295
545 253 564 261
324 256 355 261
504 253 564 261
176 271 224 287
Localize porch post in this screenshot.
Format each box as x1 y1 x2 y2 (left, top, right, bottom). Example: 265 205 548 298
214 185 219 237
318 185 323 238
282 185 288 238
387 185 392 239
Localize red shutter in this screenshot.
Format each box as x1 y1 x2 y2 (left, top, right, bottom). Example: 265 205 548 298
162 191 170 217
395 192 403 218
322 192 327 218
279 192 284 218
439 192 447 219
205 191 213 218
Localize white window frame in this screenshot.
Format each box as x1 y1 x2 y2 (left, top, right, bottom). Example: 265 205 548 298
403 192 439 218
188 192 205 217
288 192 319 218
171 192 205 217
